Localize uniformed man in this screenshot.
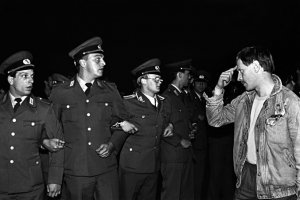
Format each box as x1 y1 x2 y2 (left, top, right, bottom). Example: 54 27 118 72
0 51 64 199
49 36 138 200
41 72 70 200
44 73 70 98
160 59 195 200
118 58 173 200
189 69 211 199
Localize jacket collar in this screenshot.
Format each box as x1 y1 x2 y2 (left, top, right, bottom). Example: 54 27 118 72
246 74 282 99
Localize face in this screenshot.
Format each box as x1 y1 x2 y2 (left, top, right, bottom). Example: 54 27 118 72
194 80 208 93
142 74 163 95
236 59 257 91
180 70 191 87
9 69 34 97
83 53 106 78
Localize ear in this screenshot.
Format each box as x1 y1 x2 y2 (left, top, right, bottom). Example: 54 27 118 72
7 76 14 85
252 60 261 73
140 78 147 85
177 72 182 79
79 59 86 68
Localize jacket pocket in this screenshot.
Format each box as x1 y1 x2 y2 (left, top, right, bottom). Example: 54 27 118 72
61 103 78 122
28 158 43 187
284 149 296 169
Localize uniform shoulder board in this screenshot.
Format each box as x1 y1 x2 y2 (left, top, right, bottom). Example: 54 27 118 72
99 79 117 90
157 94 165 100
123 94 135 100
37 97 51 104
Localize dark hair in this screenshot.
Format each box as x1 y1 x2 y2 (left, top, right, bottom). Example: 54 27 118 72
236 46 275 73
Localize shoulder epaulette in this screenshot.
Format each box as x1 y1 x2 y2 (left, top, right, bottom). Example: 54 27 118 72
37 97 51 104
157 94 165 100
123 94 135 100
98 79 117 90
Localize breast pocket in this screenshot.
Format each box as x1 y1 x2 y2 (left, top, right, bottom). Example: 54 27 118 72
96 101 113 121
265 115 287 143
61 104 78 122
23 120 42 139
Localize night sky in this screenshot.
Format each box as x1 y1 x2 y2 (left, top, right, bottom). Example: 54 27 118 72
0 0 299 96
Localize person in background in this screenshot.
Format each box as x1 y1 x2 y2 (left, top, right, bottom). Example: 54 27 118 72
0 50 64 199
41 72 70 200
188 69 211 200
44 73 70 98
49 36 138 200
204 46 300 200
160 59 194 200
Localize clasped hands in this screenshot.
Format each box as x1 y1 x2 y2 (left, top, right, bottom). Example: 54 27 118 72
43 138 65 152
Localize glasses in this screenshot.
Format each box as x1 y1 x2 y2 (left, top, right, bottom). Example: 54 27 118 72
144 77 163 83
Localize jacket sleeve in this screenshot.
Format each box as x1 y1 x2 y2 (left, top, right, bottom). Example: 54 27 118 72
105 82 131 125
204 89 241 127
286 96 300 195
161 95 183 147
44 104 64 185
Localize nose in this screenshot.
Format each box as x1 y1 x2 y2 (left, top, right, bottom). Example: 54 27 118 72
237 71 242 81
28 77 34 84
101 58 106 66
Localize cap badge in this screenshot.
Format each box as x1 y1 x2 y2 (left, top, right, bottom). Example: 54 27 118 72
23 59 31 65
97 44 102 50
155 66 160 71
199 75 205 79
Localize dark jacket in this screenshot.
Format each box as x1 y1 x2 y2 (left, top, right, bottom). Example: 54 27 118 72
188 90 208 150
49 77 129 176
119 89 165 173
0 94 64 193
161 84 193 163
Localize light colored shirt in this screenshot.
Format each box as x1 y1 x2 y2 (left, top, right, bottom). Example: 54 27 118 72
247 94 268 164
77 75 95 92
143 93 158 107
9 92 27 108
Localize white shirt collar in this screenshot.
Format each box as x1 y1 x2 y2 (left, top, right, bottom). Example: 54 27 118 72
171 84 182 93
76 75 95 91
9 92 27 107
143 93 157 106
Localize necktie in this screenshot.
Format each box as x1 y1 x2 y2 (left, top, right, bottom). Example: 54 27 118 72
14 98 22 112
85 83 92 96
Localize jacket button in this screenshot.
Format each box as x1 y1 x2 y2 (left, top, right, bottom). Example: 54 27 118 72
88 142 91 146
86 99 89 103
129 148 132 151
12 118 16 122
105 103 108 106
87 127 91 131
142 115 145 118
11 132 15 136
10 160 14 164
66 105 70 108
87 113 91 117
36 161 39 165
31 122 35 126
10 146 14 150
257 172 261 176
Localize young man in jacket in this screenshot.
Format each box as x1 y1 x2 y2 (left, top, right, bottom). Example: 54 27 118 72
204 46 300 199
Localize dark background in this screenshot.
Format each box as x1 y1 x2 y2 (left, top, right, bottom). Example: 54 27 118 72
0 0 299 96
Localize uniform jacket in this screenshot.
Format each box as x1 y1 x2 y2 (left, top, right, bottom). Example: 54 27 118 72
161 84 193 163
205 74 300 199
188 90 208 151
49 77 129 176
0 94 64 194
118 89 165 173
